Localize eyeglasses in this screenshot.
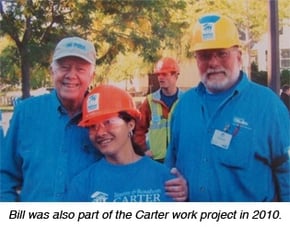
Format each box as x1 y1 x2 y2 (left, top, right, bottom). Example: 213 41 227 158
88 117 124 131
194 48 236 62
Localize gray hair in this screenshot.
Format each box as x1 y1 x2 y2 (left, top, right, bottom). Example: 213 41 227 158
50 60 95 76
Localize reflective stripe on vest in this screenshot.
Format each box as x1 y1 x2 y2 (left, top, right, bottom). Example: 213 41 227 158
147 91 168 160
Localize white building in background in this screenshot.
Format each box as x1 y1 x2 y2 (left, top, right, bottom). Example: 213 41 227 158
252 22 290 72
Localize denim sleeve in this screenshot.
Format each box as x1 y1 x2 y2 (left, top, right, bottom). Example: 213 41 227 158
271 103 290 201
0 105 23 201
164 102 179 169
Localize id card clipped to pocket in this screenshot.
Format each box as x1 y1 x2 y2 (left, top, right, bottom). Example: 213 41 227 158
211 129 232 149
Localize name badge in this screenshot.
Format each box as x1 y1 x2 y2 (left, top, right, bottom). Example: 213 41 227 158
211 129 232 149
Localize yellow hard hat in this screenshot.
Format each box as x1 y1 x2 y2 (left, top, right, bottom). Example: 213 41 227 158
190 13 240 51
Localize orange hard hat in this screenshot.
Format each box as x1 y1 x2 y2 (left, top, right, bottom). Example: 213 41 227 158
153 57 180 75
79 85 140 127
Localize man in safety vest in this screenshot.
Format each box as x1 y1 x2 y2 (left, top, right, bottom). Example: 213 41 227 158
134 57 184 163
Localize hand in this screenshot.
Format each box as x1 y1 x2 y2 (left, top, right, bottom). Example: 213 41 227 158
165 167 188 202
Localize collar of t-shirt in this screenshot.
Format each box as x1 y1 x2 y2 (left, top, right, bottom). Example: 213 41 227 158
160 88 179 109
204 84 237 118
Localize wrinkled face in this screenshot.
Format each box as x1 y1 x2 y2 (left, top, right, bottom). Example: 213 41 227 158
88 116 135 161
51 56 94 106
156 72 178 90
195 47 242 93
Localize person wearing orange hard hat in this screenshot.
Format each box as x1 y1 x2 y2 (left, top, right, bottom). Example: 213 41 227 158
134 57 184 163
165 13 290 202
67 84 186 202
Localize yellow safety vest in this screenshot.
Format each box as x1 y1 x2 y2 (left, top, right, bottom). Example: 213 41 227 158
147 91 168 160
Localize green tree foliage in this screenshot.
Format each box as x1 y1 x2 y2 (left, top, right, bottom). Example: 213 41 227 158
0 45 20 86
251 63 290 88
280 69 290 87
250 62 267 86
0 0 188 98
1 0 290 97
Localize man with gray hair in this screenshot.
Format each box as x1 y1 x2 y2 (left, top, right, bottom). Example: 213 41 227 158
166 13 290 202
0 37 102 201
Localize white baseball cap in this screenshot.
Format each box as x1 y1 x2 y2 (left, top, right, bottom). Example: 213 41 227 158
53 37 96 64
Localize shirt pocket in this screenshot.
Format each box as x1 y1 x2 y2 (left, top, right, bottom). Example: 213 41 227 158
216 126 254 169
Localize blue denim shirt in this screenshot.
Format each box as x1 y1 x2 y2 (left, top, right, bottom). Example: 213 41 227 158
0 91 102 201
166 72 290 201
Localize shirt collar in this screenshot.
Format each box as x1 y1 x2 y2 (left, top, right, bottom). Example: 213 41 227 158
50 89 82 123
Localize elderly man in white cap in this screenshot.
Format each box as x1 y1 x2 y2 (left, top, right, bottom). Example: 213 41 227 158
0 37 102 202
0 37 188 202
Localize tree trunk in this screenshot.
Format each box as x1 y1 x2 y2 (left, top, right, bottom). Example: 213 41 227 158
20 46 31 99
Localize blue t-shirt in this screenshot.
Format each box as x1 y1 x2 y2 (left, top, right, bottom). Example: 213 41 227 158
160 89 179 110
67 156 175 202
